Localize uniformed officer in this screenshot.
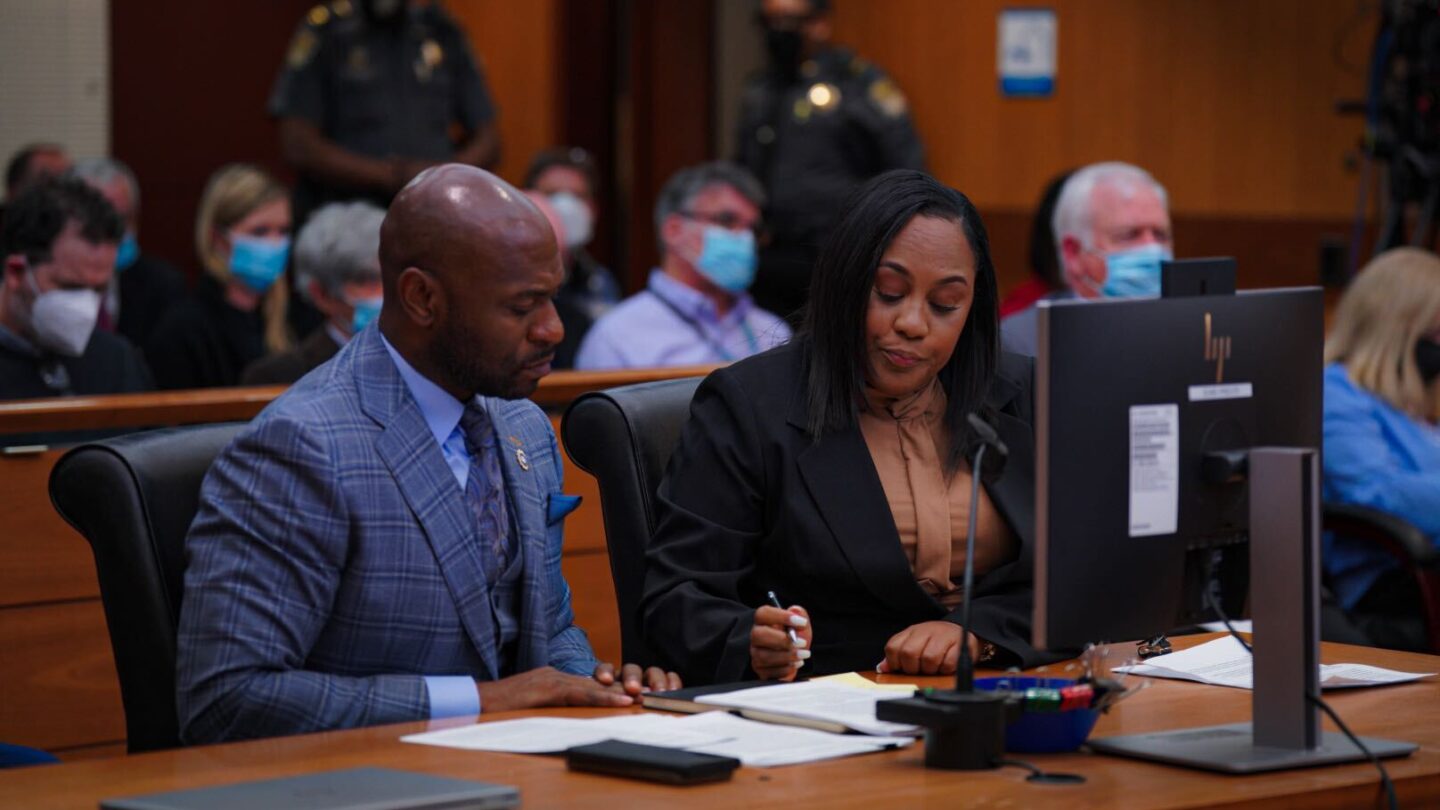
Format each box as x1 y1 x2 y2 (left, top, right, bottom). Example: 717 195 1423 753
735 0 925 320
269 0 500 227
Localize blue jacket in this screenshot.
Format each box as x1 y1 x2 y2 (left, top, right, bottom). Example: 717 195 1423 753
1322 363 1440 609
176 325 595 743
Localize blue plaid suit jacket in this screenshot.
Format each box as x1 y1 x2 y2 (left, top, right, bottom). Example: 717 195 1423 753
176 326 597 744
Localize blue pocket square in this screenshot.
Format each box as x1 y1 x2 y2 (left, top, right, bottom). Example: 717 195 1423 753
547 493 583 523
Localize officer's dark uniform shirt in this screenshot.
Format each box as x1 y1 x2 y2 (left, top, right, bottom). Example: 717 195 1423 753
736 47 924 318
736 47 925 245
269 0 496 215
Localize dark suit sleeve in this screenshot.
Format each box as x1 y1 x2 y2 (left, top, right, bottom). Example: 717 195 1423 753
944 583 1066 669
175 415 428 743
642 369 769 684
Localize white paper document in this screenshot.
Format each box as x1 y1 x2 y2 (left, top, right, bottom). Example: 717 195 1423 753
1115 636 1437 690
695 681 919 736
400 714 729 754
401 712 911 768
672 711 912 767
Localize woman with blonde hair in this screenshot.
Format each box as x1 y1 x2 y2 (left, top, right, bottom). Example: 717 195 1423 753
1322 246 1440 651
145 164 293 389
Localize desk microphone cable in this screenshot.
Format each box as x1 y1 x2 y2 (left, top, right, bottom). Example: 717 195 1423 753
1205 591 1398 810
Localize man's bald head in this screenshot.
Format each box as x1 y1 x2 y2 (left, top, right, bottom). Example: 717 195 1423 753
377 164 565 401
379 164 556 294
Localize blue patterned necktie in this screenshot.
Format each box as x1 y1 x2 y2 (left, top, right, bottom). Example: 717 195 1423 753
459 402 511 586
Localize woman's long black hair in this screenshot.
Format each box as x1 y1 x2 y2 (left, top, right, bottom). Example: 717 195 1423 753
800 169 999 475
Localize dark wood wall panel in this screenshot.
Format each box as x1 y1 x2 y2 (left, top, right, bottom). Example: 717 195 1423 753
110 1 312 279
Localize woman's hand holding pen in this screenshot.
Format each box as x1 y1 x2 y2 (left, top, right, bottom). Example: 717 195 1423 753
750 604 813 681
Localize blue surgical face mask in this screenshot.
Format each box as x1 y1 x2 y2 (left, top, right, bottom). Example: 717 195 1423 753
694 225 757 293
1099 242 1172 298
228 234 290 293
115 232 140 272
349 295 382 334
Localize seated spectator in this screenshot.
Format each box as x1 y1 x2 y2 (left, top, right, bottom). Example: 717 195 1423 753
1001 162 1172 356
69 157 186 348
0 178 151 442
576 161 789 369
523 147 622 367
998 169 1071 318
1322 247 1440 652
146 164 294 389
241 201 384 385
5 143 71 203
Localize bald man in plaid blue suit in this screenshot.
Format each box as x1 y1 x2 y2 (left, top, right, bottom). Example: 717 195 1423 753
176 166 679 744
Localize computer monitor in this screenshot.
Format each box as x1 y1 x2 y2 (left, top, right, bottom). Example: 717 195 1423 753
1034 287 1322 650
1033 286 1415 772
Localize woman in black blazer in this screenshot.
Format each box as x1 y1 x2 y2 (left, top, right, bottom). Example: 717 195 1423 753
642 170 1067 685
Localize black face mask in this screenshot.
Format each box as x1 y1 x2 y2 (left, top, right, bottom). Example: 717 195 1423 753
765 28 803 74
361 0 406 27
1416 338 1440 384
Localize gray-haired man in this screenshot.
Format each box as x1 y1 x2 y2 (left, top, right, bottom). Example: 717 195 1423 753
241 201 385 384
1000 161 1173 357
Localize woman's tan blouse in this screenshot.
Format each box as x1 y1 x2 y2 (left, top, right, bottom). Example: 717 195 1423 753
858 379 1019 611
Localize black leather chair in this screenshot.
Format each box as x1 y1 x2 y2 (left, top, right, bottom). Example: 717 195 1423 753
561 377 704 666
48 423 244 753
1323 502 1440 654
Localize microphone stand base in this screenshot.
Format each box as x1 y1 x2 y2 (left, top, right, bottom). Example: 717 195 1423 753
876 690 1011 770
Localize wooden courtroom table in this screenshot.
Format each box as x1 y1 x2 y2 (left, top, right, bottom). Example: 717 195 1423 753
2 636 1436 809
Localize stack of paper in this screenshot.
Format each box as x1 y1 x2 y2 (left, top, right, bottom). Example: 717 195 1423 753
400 711 912 767
1115 635 1437 689
695 681 919 736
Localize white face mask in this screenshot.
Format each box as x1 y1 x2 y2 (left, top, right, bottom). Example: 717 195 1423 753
548 191 594 249
25 269 102 357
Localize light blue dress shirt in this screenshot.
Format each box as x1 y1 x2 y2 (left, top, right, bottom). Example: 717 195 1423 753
574 270 791 369
380 335 483 718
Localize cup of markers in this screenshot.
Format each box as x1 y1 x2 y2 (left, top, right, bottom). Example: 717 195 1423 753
972 676 1102 753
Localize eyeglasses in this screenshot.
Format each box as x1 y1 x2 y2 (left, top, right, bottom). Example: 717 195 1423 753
679 210 766 240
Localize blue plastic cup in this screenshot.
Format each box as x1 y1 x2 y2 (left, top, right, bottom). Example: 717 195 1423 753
973 676 1100 753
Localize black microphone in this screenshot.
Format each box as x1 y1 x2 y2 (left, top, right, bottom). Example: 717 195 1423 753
874 412 1017 770
956 413 1008 692
965 412 1009 483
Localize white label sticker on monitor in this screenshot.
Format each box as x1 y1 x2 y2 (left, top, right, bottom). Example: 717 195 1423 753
1188 383 1253 402
1129 404 1179 537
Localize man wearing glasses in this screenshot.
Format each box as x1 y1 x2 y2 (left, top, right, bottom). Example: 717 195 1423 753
575 162 791 370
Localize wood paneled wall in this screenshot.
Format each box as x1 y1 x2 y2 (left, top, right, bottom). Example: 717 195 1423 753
110 1 559 278
447 0 560 186
829 0 1370 219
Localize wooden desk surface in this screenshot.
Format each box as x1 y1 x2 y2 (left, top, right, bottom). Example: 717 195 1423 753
2 636 1435 809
